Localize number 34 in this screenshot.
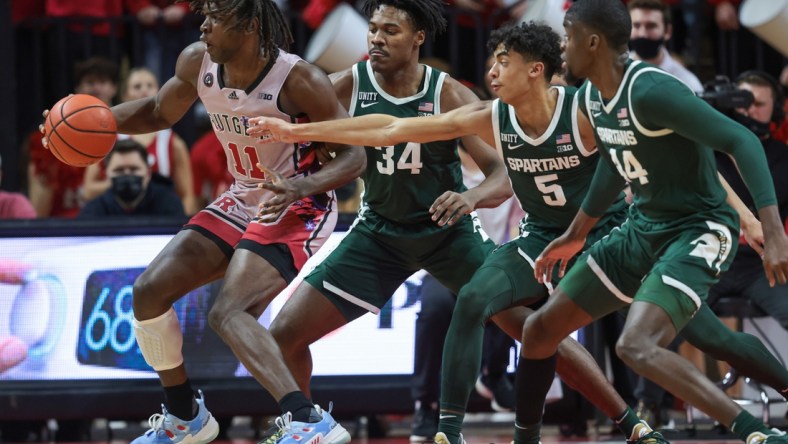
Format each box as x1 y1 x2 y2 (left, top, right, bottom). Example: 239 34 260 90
376 143 423 175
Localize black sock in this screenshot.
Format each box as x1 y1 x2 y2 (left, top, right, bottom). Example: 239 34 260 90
514 353 557 444
279 391 317 423
163 380 196 421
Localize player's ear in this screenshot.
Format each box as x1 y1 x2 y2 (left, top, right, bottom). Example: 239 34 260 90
245 17 259 35
531 61 545 79
415 29 426 47
588 33 600 52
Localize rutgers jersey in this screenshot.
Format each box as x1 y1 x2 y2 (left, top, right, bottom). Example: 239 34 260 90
197 48 309 190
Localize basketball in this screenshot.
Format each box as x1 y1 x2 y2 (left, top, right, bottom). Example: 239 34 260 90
44 94 118 167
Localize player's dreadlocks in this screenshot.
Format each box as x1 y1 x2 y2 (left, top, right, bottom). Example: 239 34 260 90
487 21 564 81
361 0 447 41
185 0 293 56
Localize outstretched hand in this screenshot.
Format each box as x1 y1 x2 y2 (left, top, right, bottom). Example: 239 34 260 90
255 164 302 223
247 117 300 144
533 235 585 284
429 191 473 226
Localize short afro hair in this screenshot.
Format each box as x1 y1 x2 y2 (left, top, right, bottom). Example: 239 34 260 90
486 21 564 81
362 0 447 40
566 0 631 50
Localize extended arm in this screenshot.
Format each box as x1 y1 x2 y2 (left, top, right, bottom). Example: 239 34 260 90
640 80 787 284
719 171 763 253
112 43 203 134
427 80 511 225
247 100 495 148
255 62 366 220
534 155 626 281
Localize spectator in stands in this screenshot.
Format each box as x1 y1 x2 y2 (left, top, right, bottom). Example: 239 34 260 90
711 70 788 332
707 0 784 80
42 0 156 101
628 0 703 92
79 139 185 219
26 57 120 218
83 67 199 215
0 155 36 219
136 1 196 81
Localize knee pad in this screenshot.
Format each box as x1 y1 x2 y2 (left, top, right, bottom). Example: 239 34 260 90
133 308 183 371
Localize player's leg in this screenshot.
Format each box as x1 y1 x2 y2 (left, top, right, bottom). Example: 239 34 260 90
515 224 650 444
493 304 644 435
410 274 454 442
130 223 235 444
681 303 788 399
616 222 783 444
208 199 336 410
272 222 413 392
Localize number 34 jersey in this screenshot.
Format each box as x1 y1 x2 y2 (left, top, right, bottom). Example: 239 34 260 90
492 86 626 232
197 48 315 191
350 61 464 227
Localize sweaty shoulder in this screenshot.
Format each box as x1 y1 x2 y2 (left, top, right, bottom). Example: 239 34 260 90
175 42 208 89
280 60 336 116
329 67 354 111
440 75 481 113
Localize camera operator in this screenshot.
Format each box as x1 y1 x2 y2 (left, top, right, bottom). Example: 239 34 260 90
712 70 788 334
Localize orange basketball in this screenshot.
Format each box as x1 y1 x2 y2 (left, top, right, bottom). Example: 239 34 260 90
44 94 118 167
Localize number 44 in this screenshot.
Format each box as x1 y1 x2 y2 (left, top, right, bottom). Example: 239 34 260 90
609 149 649 184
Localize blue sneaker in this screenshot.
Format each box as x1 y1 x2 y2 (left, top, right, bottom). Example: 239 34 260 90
273 404 351 444
132 390 219 444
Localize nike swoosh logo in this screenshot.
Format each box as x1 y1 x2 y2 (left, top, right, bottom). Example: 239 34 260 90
507 143 524 150
360 102 378 108
439 414 456 419
592 112 602 118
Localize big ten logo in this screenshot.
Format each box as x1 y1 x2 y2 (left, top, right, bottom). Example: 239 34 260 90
376 279 422 329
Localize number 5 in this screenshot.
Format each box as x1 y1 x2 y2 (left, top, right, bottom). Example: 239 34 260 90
534 174 567 206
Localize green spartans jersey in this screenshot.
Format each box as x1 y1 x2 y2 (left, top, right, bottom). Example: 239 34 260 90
350 61 464 229
491 86 626 232
578 60 731 222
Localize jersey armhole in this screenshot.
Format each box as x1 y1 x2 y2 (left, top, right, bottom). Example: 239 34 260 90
490 99 505 159
572 92 595 157
349 63 361 116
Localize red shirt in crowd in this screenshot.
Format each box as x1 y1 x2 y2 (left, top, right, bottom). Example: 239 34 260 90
28 132 84 218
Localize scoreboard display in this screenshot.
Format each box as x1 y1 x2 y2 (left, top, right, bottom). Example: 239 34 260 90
0 233 422 381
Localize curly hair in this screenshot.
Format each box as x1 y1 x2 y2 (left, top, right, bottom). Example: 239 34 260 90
185 0 293 56
486 21 564 81
566 0 631 50
361 0 447 41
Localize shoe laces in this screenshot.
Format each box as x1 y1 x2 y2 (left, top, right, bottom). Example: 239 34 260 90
146 412 168 434
275 412 293 433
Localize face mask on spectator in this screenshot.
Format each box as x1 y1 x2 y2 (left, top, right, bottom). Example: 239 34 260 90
733 112 772 139
629 37 663 59
111 175 145 203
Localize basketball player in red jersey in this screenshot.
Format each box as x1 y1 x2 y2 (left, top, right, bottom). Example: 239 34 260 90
42 1 365 443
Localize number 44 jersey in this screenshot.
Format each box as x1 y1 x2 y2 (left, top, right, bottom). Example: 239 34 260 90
350 61 464 228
